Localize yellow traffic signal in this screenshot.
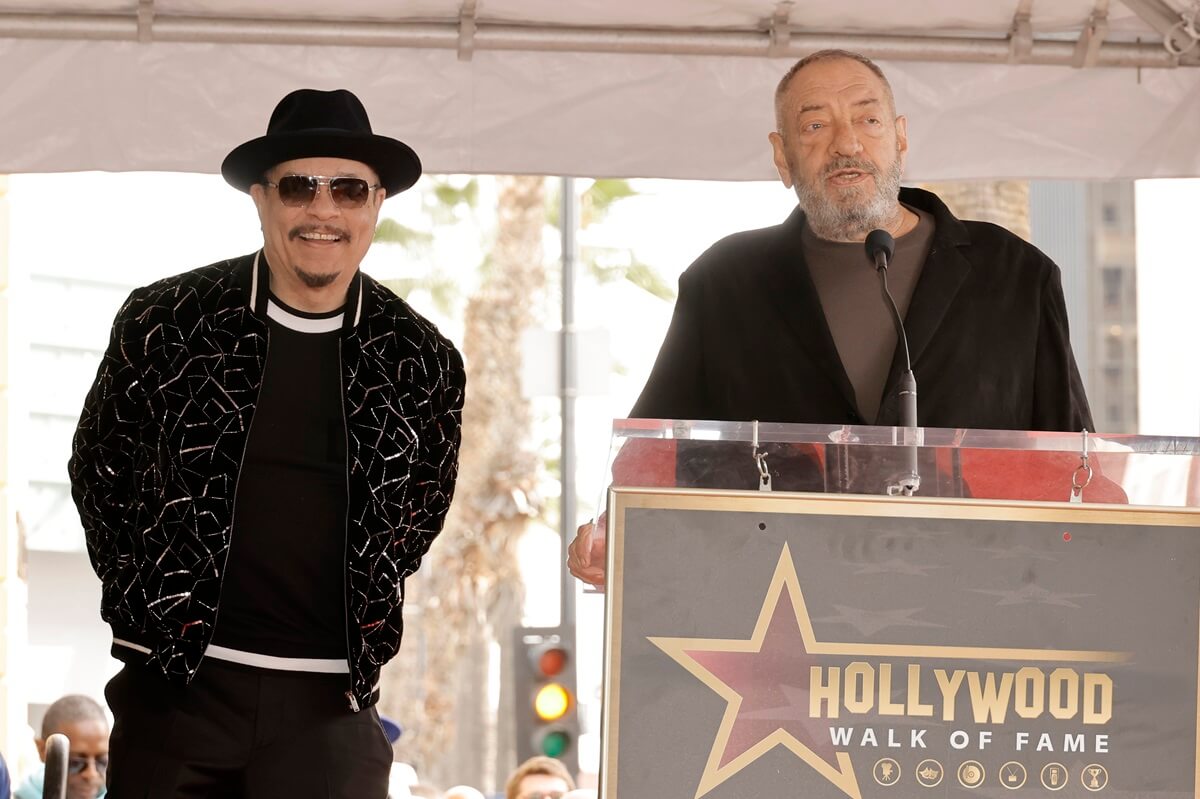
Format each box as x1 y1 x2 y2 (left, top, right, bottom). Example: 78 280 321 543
534 682 571 722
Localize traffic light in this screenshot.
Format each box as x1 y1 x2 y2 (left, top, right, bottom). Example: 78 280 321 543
513 626 579 773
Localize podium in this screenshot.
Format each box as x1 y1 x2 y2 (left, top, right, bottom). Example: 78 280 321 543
597 419 1200 799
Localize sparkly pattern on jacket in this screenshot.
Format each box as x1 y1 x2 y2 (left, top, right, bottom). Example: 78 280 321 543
69 253 464 709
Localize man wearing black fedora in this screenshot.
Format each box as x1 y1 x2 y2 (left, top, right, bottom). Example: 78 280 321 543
69 88 465 797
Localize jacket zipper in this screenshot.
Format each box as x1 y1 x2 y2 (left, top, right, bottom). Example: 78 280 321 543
339 342 360 712
201 323 269 677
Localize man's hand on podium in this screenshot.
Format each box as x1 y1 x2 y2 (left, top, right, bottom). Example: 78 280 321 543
567 518 607 589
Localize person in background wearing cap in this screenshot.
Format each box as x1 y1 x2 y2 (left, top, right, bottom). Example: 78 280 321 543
69 88 465 798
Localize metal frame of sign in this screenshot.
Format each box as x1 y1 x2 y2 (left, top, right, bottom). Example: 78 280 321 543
600 488 1200 799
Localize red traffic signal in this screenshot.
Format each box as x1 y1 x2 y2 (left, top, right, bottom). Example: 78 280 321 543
536 645 568 678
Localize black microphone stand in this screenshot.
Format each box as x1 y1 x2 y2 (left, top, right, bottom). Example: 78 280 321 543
866 230 921 496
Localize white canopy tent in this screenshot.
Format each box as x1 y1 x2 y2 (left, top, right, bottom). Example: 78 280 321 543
3 5 1200 775
1 0 1199 181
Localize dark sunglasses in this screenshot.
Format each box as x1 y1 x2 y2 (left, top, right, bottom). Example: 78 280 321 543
264 174 379 209
67 755 109 775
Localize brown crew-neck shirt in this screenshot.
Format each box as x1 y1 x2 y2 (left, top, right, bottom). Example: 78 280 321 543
800 206 935 423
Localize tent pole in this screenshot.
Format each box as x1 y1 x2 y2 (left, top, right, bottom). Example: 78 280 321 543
0 12 1193 68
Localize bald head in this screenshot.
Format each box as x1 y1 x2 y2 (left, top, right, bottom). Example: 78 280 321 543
41 695 107 738
774 49 897 133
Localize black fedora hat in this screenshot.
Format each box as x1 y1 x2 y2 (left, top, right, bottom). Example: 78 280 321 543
221 88 421 197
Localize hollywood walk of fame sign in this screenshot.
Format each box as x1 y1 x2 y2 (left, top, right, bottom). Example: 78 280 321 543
600 489 1200 799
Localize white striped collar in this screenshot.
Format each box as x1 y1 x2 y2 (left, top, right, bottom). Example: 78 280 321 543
251 249 364 329
266 297 344 333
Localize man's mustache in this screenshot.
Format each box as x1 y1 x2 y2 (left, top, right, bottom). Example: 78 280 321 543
822 158 879 179
289 225 351 242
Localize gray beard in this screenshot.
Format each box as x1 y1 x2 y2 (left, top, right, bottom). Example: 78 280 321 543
794 156 903 242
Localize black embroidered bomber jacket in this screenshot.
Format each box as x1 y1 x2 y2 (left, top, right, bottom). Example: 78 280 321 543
68 252 465 711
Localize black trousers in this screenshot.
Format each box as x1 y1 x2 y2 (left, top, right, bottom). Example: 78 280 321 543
104 659 392 798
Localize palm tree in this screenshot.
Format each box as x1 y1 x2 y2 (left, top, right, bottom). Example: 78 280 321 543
918 180 1031 242
377 175 547 791
375 175 672 790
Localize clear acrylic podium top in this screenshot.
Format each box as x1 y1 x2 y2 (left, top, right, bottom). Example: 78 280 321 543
602 419 1200 510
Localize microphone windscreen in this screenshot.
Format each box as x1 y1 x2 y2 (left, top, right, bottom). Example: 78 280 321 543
865 229 896 262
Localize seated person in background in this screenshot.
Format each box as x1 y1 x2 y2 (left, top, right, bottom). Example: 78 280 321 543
505 756 575 799
15 694 108 799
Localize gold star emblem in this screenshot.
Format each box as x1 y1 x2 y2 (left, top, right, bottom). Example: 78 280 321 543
648 544 1128 799
648 543 862 799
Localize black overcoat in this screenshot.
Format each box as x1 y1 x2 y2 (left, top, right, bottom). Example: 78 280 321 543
631 187 1094 434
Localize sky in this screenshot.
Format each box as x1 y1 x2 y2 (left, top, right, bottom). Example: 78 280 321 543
1134 178 1200 437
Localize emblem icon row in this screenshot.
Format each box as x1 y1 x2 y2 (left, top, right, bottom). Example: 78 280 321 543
872 758 1109 791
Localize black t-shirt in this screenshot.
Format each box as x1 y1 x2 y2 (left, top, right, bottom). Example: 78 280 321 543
209 295 348 661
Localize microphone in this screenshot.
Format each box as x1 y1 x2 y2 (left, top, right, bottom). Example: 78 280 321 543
866 229 920 495
865 228 895 271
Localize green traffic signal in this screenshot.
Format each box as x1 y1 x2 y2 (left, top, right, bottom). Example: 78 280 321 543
535 728 571 758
